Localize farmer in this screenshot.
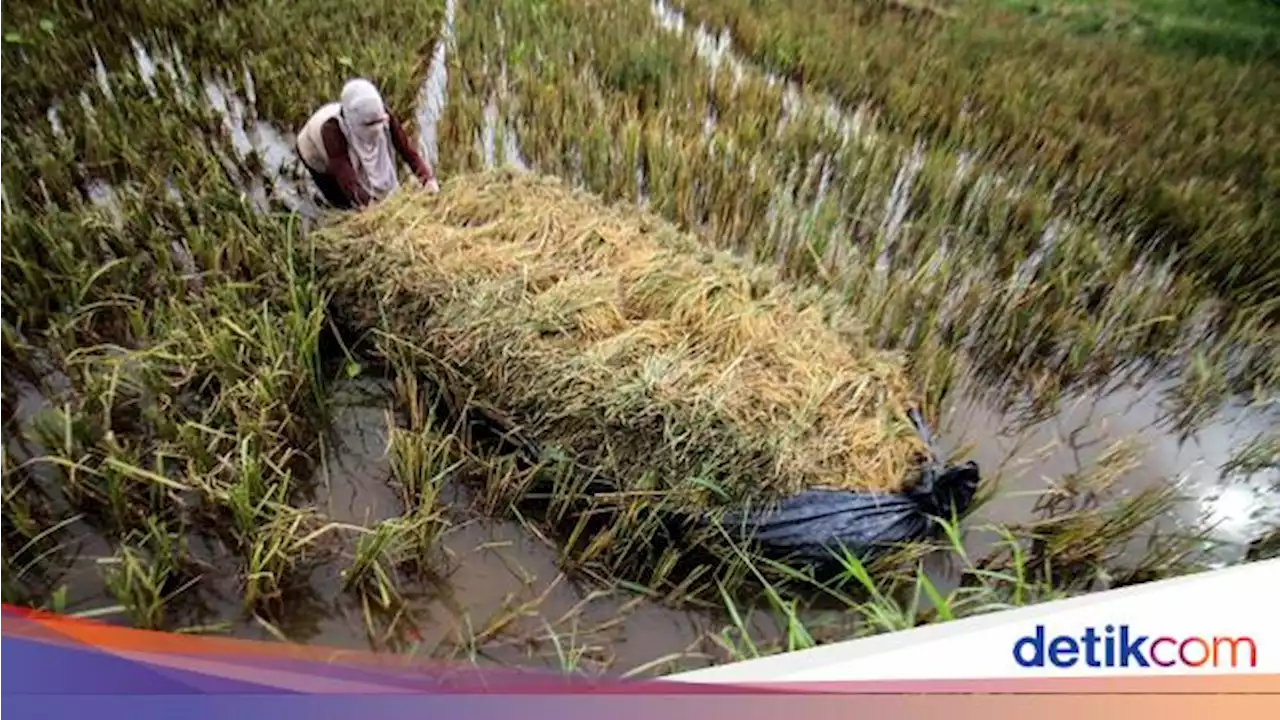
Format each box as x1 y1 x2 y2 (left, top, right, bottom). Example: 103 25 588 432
296 78 440 210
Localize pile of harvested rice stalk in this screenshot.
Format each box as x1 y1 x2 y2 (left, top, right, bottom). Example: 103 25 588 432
314 171 929 506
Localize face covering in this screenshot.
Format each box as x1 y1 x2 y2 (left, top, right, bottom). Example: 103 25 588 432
337 78 401 200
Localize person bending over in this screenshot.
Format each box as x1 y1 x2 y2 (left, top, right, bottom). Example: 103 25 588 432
296 78 439 209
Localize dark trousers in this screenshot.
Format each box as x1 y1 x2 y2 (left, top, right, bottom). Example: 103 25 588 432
300 156 354 210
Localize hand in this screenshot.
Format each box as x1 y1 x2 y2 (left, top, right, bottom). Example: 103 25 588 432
424 178 441 195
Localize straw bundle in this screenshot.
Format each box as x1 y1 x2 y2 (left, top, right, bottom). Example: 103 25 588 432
315 171 928 503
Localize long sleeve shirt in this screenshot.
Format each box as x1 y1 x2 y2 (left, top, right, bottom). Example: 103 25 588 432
315 114 435 208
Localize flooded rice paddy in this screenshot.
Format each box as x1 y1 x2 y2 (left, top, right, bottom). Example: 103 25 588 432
5 373 759 675
3 0 1277 675
11 362 1273 673
7 349 1275 673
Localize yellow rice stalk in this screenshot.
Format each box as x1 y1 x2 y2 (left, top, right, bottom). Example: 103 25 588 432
315 171 928 504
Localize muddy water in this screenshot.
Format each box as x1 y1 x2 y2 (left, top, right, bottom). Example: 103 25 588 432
3 371 758 675
937 378 1279 566
306 378 739 674
12 361 1271 670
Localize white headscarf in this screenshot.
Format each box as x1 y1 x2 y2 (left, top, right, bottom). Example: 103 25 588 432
337 79 400 200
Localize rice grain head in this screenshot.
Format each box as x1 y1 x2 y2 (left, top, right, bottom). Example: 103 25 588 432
316 171 928 504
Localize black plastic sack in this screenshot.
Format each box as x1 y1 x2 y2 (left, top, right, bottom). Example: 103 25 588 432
710 409 981 569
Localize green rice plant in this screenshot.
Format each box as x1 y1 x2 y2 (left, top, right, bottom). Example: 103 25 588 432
985 0 1280 62
673 0 1280 308
1247 528 1280 562
698 452 1192 654
99 517 200 629
386 411 462 514
1221 429 1280 478
341 510 446 610
539 619 595 674
241 505 339 612
344 521 402 606
0 502 83 609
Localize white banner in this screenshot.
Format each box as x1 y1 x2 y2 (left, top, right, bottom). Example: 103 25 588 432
669 558 1280 681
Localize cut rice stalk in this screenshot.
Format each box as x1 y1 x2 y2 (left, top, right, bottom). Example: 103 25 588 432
315 171 929 506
